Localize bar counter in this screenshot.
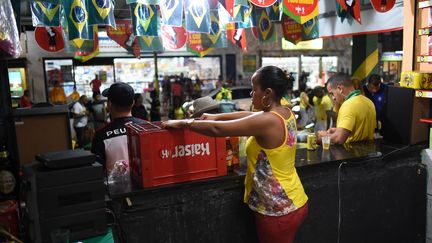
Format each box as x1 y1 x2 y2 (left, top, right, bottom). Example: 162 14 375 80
108 140 427 243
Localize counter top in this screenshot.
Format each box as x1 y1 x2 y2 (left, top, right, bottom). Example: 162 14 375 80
108 139 423 198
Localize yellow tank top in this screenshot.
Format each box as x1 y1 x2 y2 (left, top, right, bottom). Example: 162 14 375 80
244 110 308 216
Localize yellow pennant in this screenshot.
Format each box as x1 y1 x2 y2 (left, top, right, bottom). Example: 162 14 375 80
134 4 154 32
91 0 111 20
142 36 154 47
36 2 59 22
69 0 88 33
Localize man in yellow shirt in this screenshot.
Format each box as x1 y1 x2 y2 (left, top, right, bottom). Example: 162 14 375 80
312 86 332 132
317 73 376 144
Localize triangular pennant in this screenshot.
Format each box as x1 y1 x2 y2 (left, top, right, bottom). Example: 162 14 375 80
130 3 159 36
187 33 213 57
106 19 141 58
74 26 99 62
219 0 235 17
226 23 247 51
31 1 61 26
282 0 318 24
184 0 211 33
336 1 348 23
337 0 361 24
161 24 187 49
138 36 164 51
160 0 183 26
281 15 302 44
87 0 116 27
301 16 319 41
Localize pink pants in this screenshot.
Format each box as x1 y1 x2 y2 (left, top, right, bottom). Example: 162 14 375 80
254 203 309 243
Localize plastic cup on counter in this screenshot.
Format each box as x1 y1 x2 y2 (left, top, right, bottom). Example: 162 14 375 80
322 136 331 150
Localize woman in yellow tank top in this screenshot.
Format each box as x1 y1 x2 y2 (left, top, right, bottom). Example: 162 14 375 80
163 66 308 243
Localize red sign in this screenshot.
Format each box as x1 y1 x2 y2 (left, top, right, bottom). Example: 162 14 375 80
106 20 140 58
283 0 318 17
249 0 277 7
161 25 187 50
281 15 302 44
370 0 395 13
35 27 64 52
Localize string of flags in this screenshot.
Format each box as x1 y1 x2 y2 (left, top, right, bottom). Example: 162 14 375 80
30 0 397 61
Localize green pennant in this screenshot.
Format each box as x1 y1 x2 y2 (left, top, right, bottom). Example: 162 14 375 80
130 3 159 36
266 0 281 22
255 7 276 43
184 0 211 33
138 36 164 52
301 17 319 41
64 0 91 40
87 0 116 27
207 10 227 48
31 1 61 26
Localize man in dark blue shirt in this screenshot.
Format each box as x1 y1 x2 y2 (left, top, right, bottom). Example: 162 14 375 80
363 74 386 123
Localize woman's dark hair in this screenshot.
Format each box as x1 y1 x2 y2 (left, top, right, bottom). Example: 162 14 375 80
255 66 290 100
134 93 142 102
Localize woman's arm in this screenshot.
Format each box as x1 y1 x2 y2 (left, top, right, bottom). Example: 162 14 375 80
200 111 256 121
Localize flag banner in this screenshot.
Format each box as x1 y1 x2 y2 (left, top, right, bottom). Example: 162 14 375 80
236 2 255 28
160 0 183 26
219 0 235 17
218 2 233 27
184 0 211 33
74 26 99 62
266 0 281 22
138 35 164 51
254 7 276 43
370 0 395 13
107 19 141 57
336 1 348 23
226 23 247 51
161 24 187 49
61 9 93 53
301 16 318 41
87 0 116 27
63 0 92 40
207 10 227 48
249 0 277 7
126 0 159 4
281 14 301 44
31 1 61 26
187 32 213 57
337 0 361 24
282 0 318 24
130 3 159 36
35 26 64 52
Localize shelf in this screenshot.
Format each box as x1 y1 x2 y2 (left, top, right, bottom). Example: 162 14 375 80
419 0 432 9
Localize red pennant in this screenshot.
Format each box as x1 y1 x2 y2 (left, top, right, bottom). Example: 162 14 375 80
226 23 247 51
35 27 64 52
281 15 301 44
370 0 395 13
337 0 361 24
106 19 141 58
161 25 187 50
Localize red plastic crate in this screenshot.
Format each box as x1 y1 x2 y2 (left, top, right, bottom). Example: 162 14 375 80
127 122 227 187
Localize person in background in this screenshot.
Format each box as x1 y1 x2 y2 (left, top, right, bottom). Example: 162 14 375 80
132 93 148 120
19 90 32 108
72 95 89 148
363 74 386 124
89 74 102 96
50 81 67 105
297 92 313 130
312 86 332 132
68 85 80 102
163 66 308 243
162 76 171 111
90 93 107 130
171 79 183 108
91 82 145 174
317 73 376 144
148 90 161 121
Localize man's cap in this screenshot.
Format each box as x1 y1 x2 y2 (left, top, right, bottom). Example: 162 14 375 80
191 96 220 118
102 82 134 107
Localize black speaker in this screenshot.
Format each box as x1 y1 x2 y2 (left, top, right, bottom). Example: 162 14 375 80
382 86 430 144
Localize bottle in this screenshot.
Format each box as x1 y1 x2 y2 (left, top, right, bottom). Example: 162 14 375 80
0 145 16 197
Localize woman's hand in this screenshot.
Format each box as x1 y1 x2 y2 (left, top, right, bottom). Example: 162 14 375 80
162 119 187 129
200 113 218 121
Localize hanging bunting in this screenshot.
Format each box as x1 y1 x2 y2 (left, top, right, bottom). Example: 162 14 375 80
31 1 60 26
187 33 213 57
226 23 247 51
370 0 395 13
282 0 318 24
219 0 235 17
160 0 183 26
281 14 301 44
336 1 348 23
60 8 95 54
254 8 276 43
218 2 233 27
161 24 187 49
237 1 255 28
207 10 227 48
87 0 116 27
337 0 361 24
106 19 141 58
301 16 318 41
130 3 159 36
266 0 281 22
74 26 99 62
184 0 211 33
63 0 91 40
35 26 64 52
126 0 159 4
138 36 164 52
249 0 277 8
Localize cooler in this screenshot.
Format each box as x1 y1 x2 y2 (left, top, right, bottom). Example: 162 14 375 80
127 122 227 188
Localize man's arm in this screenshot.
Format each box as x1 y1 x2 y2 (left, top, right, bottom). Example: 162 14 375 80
317 127 350 144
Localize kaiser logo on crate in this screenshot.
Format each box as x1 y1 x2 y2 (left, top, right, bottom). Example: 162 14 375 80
160 143 210 159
